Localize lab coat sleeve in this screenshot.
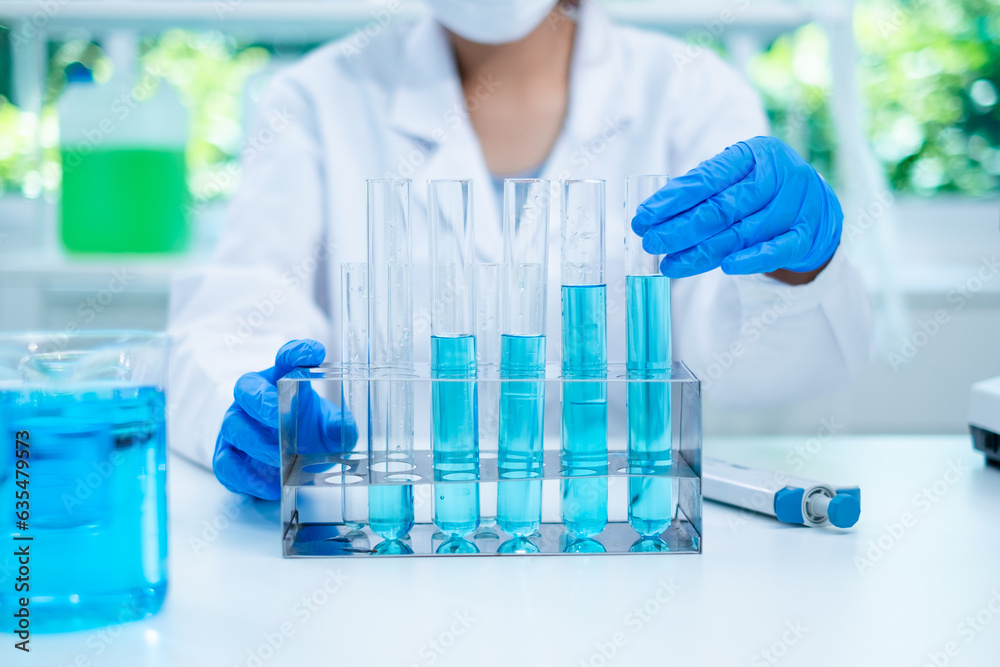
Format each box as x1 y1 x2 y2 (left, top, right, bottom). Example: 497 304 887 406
167 74 333 468
666 51 874 407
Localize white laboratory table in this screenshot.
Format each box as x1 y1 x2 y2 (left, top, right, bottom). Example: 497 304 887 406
15 435 1000 667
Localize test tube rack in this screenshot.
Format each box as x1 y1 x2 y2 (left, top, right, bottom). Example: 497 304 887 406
278 362 702 557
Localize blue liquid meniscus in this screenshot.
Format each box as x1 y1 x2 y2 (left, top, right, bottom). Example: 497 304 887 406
431 334 480 538
497 334 546 537
0 386 168 632
560 284 608 538
368 380 415 541
626 274 674 538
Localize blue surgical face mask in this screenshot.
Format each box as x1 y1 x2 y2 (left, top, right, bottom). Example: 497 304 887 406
423 0 560 45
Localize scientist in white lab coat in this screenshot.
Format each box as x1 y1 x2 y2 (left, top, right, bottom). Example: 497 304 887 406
168 0 873 498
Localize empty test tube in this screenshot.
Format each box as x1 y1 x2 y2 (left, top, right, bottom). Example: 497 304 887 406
340 262 369 530
624 175 674 538
428 179 480 538
497 179 550 538
559 179 609 539
366 179 415 541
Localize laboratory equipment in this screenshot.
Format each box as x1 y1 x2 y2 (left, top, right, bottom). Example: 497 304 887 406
560 180 608 538
703 457 861 528
476 262 502 536
428 180 480 537
0 332 169 631
341 264 369 528
498 179 550 539
366 179 415 542
278 361 702 557
631 137 843 277
969 376 1000 467
625 174 674 540
58 60 189 253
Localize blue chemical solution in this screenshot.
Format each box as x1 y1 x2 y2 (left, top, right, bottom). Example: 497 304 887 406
369 485 414 541
560 284 608 538
436 537 479 554
431 334 480 537
368 379 415 541
0 386 167 632
626 275 674 537
497 334 545 537
372 539 413 555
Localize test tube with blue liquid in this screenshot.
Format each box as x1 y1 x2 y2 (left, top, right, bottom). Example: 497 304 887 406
497 179 550 542
625 175 674 540
559 180 608 539
428 180 480 541
367 179 415 544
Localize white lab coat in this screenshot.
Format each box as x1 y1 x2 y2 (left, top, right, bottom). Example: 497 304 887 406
168 0 873 468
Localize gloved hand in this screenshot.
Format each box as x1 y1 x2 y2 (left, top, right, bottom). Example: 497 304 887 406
213 339 358 499
632 136 843 277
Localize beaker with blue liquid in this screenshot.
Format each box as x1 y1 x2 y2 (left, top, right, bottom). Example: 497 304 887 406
0 332 169 632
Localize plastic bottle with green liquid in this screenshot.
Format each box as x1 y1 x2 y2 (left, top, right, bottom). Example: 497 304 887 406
58 59 189 253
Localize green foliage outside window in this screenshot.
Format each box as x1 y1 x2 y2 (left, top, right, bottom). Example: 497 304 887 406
0 0 997 202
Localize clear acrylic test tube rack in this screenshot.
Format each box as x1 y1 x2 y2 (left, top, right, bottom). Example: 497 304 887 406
278 362 702 557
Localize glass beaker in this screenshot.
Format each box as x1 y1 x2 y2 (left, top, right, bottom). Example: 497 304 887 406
0 331 169 632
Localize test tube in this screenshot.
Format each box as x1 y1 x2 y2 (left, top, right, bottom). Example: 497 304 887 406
559 180 608 539
367 179 415 541
497 179 550 538
624 175 673 538
428 179 480 538
340 262 369 530
475 262 501 533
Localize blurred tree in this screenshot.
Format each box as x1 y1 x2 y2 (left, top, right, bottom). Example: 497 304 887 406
749 0 1000 196
1 1 998 200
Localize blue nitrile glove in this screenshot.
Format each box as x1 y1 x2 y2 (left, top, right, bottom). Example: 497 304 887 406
213 339 358 500
632 136 843 277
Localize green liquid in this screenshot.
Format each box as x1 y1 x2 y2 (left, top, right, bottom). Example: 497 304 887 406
60 148 189 253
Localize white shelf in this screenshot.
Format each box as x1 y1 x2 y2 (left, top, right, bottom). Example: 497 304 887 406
0 0 817 40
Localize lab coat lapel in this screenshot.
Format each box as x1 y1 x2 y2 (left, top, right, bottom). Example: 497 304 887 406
386 16 502 265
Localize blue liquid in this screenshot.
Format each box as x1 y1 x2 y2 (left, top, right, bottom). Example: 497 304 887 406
560 284 608 538
369 485 414 541
431 334 480 537
368 378 414 540
497 334 545 537
0 387 167 632
626 275 674 537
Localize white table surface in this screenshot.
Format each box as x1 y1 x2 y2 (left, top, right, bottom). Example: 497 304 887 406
17 435 1000 667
